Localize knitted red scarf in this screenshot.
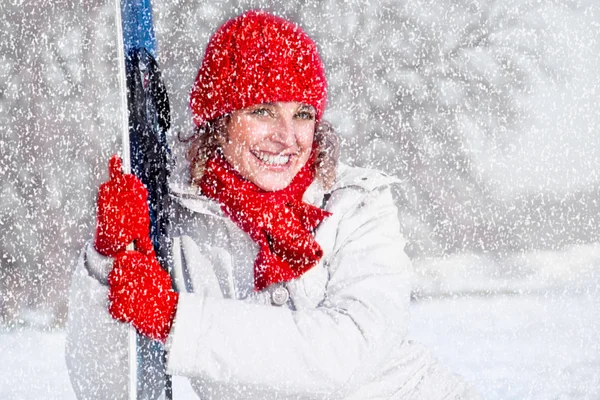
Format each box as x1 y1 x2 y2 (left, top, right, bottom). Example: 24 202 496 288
199 151 332 291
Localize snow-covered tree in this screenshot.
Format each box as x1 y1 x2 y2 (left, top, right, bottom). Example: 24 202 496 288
0 0 119 326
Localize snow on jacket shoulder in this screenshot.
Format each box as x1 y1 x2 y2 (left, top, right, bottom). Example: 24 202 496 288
65 163 478 400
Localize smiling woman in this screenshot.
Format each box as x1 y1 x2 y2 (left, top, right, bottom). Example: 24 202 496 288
185 103 339 193
210 101 317 192
65 9 481 400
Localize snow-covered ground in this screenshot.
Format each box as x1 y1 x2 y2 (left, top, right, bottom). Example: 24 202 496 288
2 290 598 399
408 243 600 399
410 290 600 399
1 245 599 399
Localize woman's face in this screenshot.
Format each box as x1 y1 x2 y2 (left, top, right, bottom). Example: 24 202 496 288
220 101 316 191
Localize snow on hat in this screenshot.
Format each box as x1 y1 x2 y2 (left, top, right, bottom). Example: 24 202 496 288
189 10 327 126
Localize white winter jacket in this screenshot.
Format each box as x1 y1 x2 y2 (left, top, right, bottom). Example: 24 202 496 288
65 163 478 400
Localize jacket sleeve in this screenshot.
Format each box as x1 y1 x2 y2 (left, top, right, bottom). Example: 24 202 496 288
65 241 165 400
166 184 414 397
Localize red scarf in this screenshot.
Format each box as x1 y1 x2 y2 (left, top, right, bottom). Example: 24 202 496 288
199 151 332 291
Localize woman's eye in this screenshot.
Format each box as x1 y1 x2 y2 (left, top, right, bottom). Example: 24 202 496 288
296 111 315 120
251 107 272 117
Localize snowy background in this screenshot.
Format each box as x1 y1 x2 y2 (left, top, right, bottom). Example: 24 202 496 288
1 0 599 398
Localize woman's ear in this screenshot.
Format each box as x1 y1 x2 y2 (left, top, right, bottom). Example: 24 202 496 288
215 114 232 147
215 129 227 147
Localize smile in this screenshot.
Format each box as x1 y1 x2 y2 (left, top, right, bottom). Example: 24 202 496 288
251 151 292 166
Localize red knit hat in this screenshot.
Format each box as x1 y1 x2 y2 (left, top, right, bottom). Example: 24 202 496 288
189 10 327 126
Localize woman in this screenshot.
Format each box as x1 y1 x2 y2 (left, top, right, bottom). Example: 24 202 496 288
66 10 480 400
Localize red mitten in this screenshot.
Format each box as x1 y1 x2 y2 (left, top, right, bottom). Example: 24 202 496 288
94 155 154 257
108 250 178 342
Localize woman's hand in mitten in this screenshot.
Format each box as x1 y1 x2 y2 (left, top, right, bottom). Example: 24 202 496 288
108 250 178 343
94 154 154 257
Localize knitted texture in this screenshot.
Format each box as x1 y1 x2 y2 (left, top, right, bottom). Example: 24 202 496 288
94 155 154 257
108 250 178 343
189 10 327 126
199 151 331 291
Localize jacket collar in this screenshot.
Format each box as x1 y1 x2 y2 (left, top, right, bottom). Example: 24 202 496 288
169 162 401 217
331 163 402 192
170 176 327 218
170 183 224 218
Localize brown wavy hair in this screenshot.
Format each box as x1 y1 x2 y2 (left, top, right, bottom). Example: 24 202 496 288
180 117 340 191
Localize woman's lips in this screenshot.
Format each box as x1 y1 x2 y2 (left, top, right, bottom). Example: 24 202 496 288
251 150 294 169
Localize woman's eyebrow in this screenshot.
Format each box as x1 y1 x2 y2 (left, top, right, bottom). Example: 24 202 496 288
298 104 316 112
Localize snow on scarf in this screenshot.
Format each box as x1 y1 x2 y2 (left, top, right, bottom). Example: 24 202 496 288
199 151 331 291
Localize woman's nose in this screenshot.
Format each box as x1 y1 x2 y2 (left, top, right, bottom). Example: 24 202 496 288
272 116 297 147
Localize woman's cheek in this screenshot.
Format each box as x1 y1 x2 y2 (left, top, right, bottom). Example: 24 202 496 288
300 127 315 151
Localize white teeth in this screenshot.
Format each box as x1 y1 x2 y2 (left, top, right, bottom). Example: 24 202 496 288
254 152 290 165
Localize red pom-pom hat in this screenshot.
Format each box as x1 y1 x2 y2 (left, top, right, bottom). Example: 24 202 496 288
189 10 328 126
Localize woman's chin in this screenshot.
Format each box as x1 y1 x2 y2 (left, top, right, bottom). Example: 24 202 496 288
252 173 294 192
